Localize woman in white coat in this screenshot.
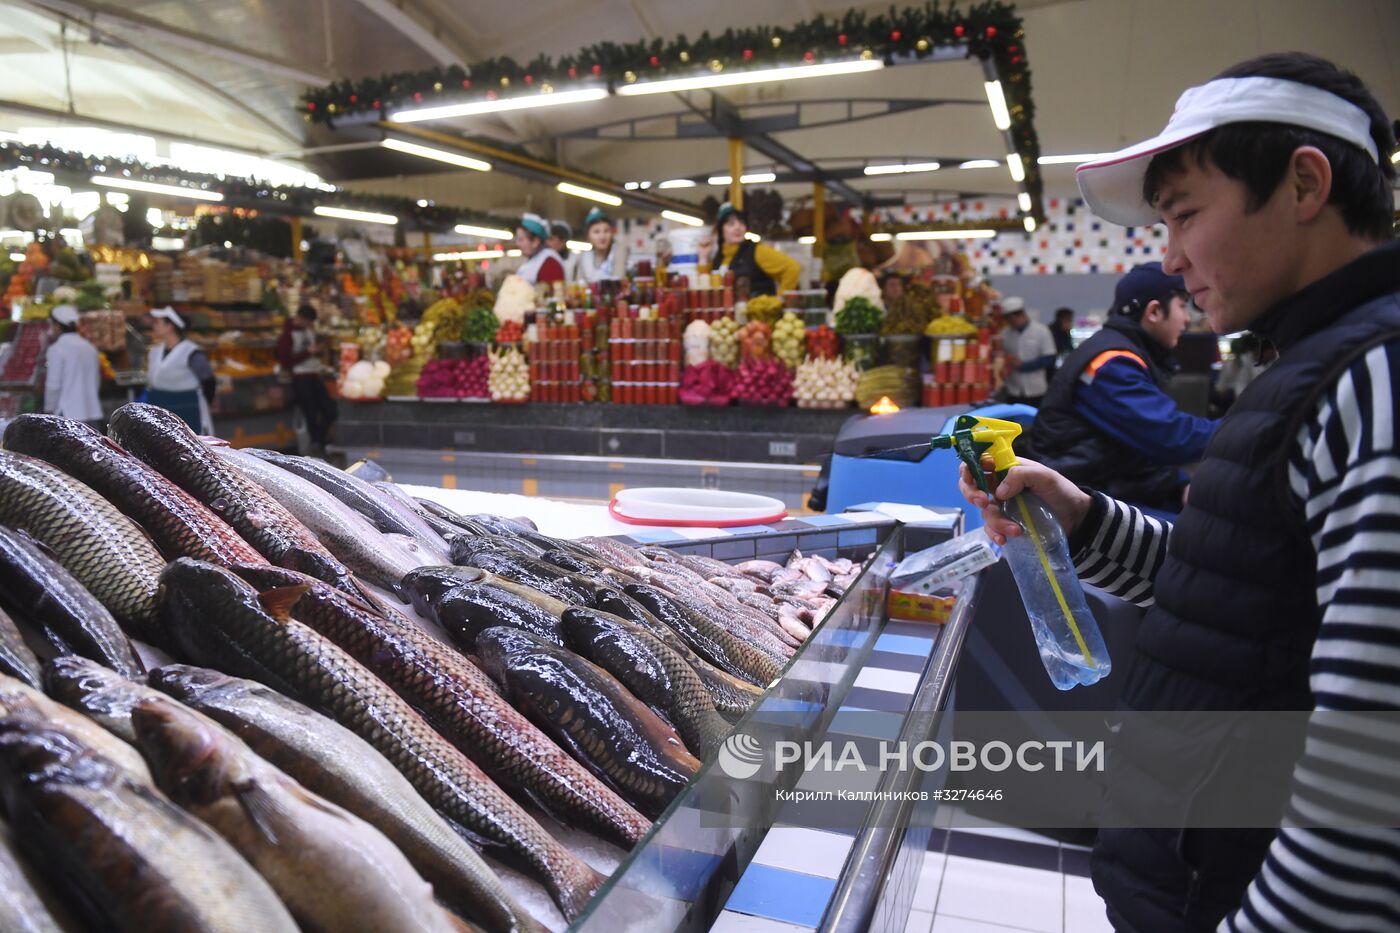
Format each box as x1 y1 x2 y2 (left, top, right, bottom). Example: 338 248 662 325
145 306 216 434
43 304 103 427
576 207 629 283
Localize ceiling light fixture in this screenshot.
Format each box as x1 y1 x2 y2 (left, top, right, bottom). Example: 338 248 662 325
895 229 997 241
555 181 622 206
661 210 704 226
566 240 593 251
740 172 776 184
744 231 761 242
798 235 816 244
657 179 697 189
1007 153 1026 183
617 59 884 97
1024 216 1037 233
707 174 732 186
863 162 940 175
381 138 491 171
434 249 505 260
869 232 893 242
984 80 1011 131
389 87 609 123
1017 192 1032 212
454 223 512 239
90 176 224 202
958 159 999 170
313 205 398 224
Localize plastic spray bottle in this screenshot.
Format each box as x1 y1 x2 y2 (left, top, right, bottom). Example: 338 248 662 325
931 415 1111 690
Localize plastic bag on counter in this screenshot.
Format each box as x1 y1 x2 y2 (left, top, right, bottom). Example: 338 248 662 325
891 530 1001 594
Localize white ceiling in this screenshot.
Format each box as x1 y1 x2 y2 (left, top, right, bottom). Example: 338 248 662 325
1 0 1395 220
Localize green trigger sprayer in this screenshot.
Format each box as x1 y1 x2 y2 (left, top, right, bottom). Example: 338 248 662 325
932 415 1111 690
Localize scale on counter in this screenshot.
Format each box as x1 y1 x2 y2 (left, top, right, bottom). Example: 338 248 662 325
823 403 1037 529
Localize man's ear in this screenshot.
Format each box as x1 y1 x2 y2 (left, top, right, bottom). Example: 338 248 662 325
1144 299 1164 321
1289 146 1333 223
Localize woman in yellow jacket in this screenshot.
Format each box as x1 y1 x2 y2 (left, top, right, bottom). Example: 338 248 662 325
701 202 800 296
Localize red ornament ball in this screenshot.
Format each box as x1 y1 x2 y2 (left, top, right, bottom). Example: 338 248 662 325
413 92 423 102
891 30 901 41
524 74 533 84
349 94 357 104
1011 54 1022 64
649 55 659 67
803 50 815 63
985 26 997 38
486 90 497 100
591 63 602 75
743 48 753 61
307 102 315 111
567 66 577 78
462 78 470 88
372 99 380 108
837 33 848 45
953 24 965 37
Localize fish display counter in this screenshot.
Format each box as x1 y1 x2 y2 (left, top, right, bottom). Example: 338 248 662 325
0 403 982 932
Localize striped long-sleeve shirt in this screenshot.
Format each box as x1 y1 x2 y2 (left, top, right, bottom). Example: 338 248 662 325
1068 340 1400 931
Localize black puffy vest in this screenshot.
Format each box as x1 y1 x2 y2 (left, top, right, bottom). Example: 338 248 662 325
1094 242 1400 931
717 240 777 297
1029 315 1184 508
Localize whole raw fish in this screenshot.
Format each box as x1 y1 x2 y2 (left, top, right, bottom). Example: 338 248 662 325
0 672 152 782
0 606 41 689
0 818 68 933
624 583 783 687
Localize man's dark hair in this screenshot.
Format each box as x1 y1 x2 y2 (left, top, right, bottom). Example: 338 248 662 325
549 222 570 240
1054 307 1074 324
1143 52 1396 241
296 303 317 322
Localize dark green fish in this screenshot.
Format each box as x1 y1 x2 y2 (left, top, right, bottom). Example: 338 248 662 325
624 583 783 687
158 559 604 921
562 607 731 760
0 525 144 678
476 627 701 820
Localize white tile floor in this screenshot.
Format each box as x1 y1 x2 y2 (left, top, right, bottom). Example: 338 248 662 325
907 848 1115 933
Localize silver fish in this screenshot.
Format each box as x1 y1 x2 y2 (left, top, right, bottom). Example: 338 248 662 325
0 673 152 783
214 448 444 594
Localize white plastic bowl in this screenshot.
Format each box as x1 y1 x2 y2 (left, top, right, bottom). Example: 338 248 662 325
612 487 787 525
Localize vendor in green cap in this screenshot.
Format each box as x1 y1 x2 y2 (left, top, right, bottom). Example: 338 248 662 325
514 212 566 285
699 201 800 295
577 207 629 283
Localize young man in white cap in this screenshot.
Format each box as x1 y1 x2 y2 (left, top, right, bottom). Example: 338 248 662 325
999 297 1057 407
43 303 102 426
961 53 1398 931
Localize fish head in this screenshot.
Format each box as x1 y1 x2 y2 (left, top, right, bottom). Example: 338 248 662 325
401 566 485 608
159 559 270 658
1 413 103 455
474 625 555 684
560 606 626 647
0 717 108 786
43 655 137 710
130 697 232 805
106 402 196 459
147 664 239 703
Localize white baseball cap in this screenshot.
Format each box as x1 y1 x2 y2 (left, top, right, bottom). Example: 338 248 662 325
51 304 80 326
150 306 186 329
1077 76 1381 227
1002 297 1026 314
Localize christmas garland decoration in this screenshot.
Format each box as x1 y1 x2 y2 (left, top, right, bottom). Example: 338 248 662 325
0 142 520 234
301 1 1043 209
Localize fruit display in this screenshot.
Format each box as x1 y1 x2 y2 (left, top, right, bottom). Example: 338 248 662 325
0 406 879 930
462 306 501 344
736 321 773 362
78 310 127 352
488 347 529 401
382 359 425 397
0 322 50 385
772 312 805 369
416 356 489 399
412 297 466 352
384 325 414 365
793 357 859 408
806 325 839 360
834 297 882 335
678 359 734 406
495 320 524 345
734 357 794 406
855 364 921 410
831 267 884 313
340 360 391 400
926 314 980 336
492 275 535 323
709 317 740 367
743 294 784 326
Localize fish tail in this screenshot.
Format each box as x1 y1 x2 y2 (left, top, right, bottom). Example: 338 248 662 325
549 858 606 922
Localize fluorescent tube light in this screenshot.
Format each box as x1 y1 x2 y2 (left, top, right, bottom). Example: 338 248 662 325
958 159 999 169
566 240 593 251
657 179 696 189
661 210 704 226
798 235 816 244
313 205 398 225
454 223 512 239
90 176 224 202
744 232 761 242
895 229 996 241
1017 192 1032 212
740 172 776 184
556 181 622 206
389 87 608 123
381 138 491 171
984 80 1011 130
434 249 505 260
869 232 893 242
707 175 732 185
1007 153 1026 182
617 59 884 96
863 162 940 175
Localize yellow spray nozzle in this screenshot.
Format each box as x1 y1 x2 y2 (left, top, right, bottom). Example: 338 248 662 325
930 415 1023 493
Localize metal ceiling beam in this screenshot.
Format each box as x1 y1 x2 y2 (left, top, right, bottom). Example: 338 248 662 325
345 0 464 66
704 94 866 206
378 122 700 215
22 0 332 85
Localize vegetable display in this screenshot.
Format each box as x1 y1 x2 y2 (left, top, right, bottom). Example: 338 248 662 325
709 318 740 367
772 313 805 369
834 297 882 335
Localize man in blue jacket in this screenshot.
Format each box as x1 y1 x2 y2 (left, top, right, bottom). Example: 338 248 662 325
1028 263 1217 511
